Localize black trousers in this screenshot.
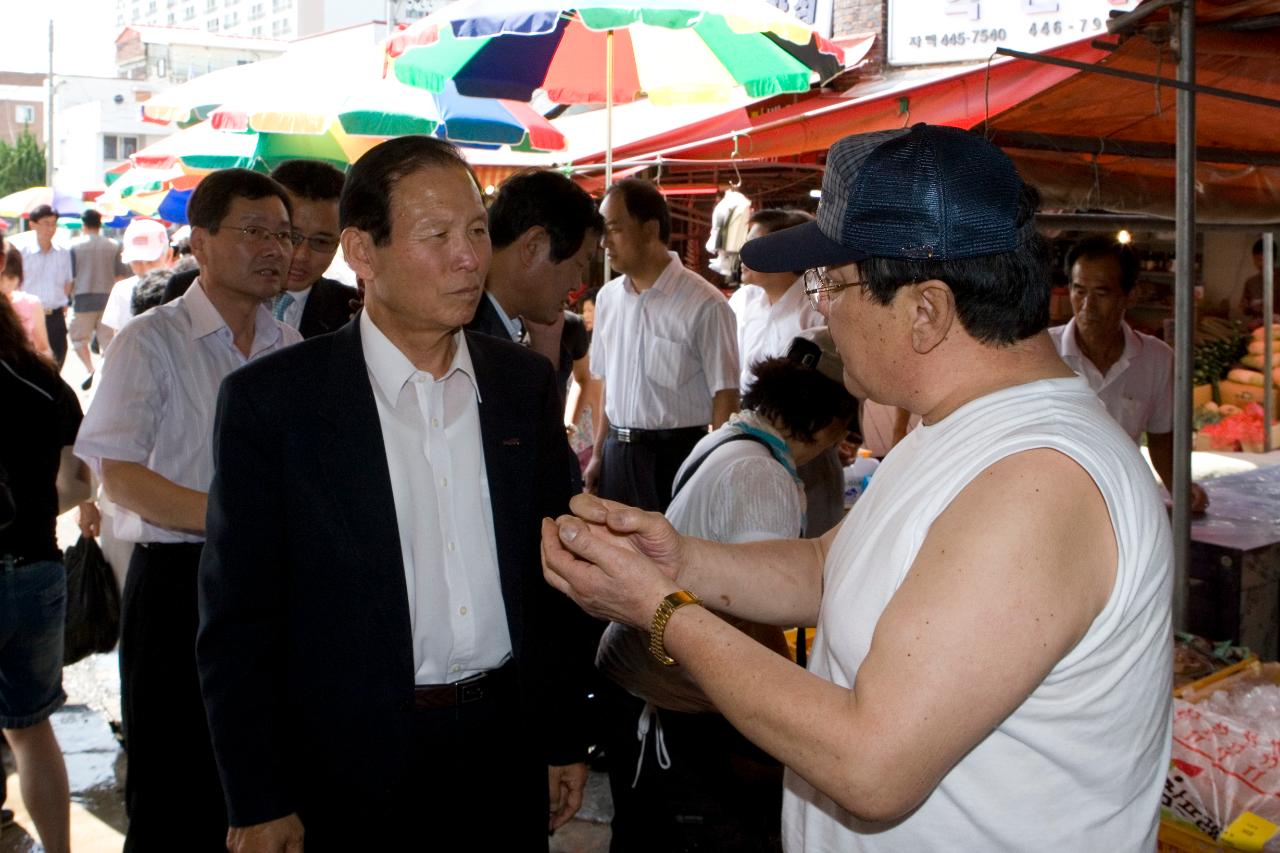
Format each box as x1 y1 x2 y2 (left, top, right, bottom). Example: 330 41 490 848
44 309 67 369
120 543 227 853
602 680 783 853
298 687 551 852
597 429 705 513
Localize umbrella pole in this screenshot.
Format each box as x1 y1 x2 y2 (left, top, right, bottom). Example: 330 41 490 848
1172 0 1196 633
604 28 615 282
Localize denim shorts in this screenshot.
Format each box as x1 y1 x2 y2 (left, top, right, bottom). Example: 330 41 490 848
0 559 68 729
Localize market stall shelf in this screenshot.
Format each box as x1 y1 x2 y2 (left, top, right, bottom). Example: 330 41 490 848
1188 466 1280 660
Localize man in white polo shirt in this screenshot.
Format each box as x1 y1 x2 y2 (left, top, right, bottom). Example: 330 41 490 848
1049 235 1208 512
18 205 73 368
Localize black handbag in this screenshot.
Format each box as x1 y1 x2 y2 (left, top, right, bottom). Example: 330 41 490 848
63 535 121 665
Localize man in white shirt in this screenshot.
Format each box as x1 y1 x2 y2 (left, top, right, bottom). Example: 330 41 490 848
18 205 73 368
730 207 845 535
196 136 590 852
729 209 824 393
586 178 740 512
74 169 301 852
1049 236 1208 512
545 125 1172 851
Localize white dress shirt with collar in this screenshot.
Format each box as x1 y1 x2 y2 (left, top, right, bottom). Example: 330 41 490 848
728 277 825 394
74 279 302 543
359 310 512 684
19 243 73 310
589 251 739 430
278 284 311 329
1049 317 1174 441
485 291 524 343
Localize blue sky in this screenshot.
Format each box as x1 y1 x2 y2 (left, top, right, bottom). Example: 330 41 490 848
8 4 120 77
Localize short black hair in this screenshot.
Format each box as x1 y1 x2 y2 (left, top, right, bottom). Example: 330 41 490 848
270 159 345 201
602 178 670 244
81 209 102 228
748 208 814 277
186 168 292 234
341 136 478 247
1065 234 1140 294
131 268 171 317
27 204 56 223
742 356 859 445
859 184 1051 346
489 170 602 263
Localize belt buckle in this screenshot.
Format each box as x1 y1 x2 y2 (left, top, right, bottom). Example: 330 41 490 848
456 672 488 704
616 427 634 443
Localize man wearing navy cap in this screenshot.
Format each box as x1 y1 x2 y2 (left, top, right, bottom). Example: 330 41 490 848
543 124 1172 850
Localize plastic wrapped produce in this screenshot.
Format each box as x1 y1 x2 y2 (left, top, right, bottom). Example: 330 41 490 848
1168 664 1280 849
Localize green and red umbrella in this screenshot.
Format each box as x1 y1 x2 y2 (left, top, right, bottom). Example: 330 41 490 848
386 0 844 107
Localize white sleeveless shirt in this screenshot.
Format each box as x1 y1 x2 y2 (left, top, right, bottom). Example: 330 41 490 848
782 376 1172 851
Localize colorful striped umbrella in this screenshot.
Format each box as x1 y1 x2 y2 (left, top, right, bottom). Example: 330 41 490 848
144 47 566 152
130 121 380 173
385 0 843 183
385 0 844 107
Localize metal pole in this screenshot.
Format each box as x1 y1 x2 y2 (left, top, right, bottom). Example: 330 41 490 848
46 20 54 187
603 28 614 283
1171 0 1196 633
1265 232 1275 452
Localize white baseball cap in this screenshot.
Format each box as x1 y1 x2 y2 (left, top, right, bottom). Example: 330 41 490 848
121 218 170 263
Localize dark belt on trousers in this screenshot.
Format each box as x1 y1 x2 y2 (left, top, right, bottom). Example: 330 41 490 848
609 425 706 445
413 663 514 710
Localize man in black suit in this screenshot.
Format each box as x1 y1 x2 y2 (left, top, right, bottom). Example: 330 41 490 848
164 161 356 339
197 136 591 852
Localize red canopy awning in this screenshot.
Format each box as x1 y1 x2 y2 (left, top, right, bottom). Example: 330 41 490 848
570 37 1111 166
979 2 1280 222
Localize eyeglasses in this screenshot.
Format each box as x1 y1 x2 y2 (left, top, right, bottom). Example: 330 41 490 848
803 268 863 312
225 225 301 248
292 233 339 254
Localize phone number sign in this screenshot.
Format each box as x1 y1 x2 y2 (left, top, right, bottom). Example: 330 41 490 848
888 0 1138 66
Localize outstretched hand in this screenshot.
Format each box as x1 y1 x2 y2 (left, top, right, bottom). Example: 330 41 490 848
541 495 687 628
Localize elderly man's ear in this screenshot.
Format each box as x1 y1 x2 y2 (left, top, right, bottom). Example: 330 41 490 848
909 279 956 354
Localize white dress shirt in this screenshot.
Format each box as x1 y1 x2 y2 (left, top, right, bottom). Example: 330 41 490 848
728 277 824 393
75 280 302 543
19 243 73 310
359 310 512 684
277 284 311 329
101 275 139 332
1049 318 1174 441
589 251 739 429
485 291 524 343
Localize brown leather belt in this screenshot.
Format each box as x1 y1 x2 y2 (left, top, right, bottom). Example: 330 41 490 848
413 664 513 710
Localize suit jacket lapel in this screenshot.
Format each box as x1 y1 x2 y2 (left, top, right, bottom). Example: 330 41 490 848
316 318 415 677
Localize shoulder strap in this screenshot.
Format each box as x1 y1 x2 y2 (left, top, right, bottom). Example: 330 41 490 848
670 432 773 501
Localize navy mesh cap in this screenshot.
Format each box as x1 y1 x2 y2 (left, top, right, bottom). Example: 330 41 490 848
741 124 1028 273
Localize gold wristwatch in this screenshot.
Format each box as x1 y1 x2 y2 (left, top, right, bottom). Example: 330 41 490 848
649 590 702 666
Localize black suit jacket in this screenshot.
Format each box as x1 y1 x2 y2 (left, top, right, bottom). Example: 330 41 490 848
196 319 590 827
466 291 513 341
296 277 356 339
